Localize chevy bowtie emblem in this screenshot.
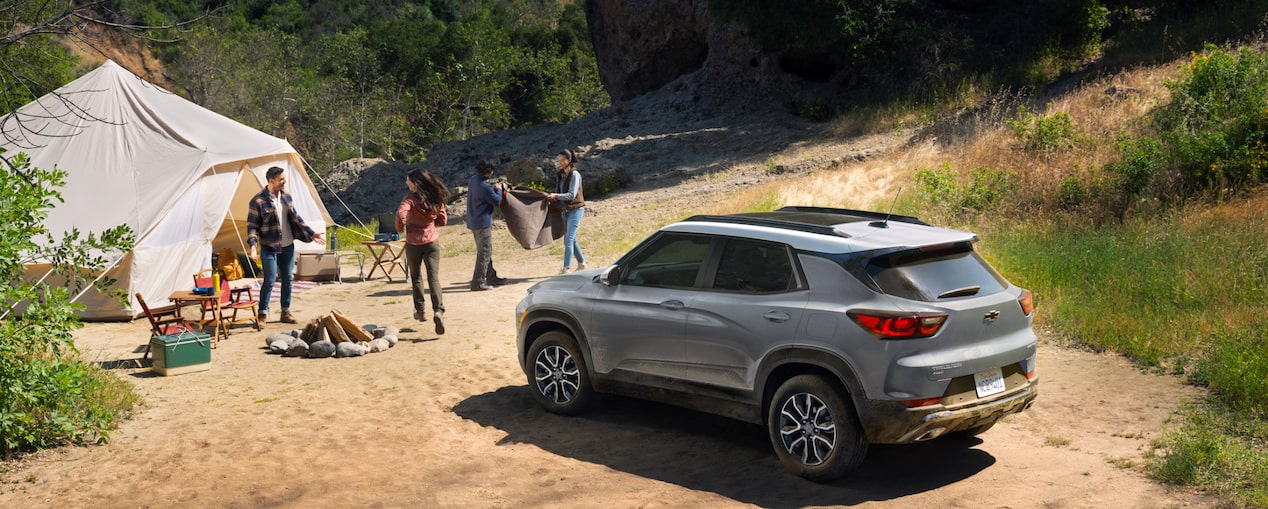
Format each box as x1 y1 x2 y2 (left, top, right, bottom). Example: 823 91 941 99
984 310 1001 321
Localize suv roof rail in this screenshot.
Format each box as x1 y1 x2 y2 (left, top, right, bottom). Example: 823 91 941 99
682 206 931 236
774 206 930 226
683 214 847 237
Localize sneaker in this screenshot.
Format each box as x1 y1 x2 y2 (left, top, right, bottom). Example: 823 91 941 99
413 310 427 322
434 311 445 335
560 266 571 275
579 262 587 270
489 276 509 286
470 284 493 291
280 310 298 324
258 311 267 323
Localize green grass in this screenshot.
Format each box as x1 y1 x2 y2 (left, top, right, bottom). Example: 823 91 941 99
1147 403 1268 508
969 205 1268 508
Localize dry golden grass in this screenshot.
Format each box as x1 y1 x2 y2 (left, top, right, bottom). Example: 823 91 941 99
738 60 1193 219
774 140 944 209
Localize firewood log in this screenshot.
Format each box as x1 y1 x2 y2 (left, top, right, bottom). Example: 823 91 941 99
322 314 350 343
331 309 375 342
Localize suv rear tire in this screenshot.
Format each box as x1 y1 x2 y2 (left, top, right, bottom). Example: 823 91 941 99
768 374 868 482
527 331 593 415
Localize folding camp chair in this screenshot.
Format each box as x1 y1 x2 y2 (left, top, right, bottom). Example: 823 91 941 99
136 293 198 359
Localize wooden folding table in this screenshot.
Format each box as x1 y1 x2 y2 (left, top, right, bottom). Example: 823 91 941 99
167 290 227 345
361 240 405 282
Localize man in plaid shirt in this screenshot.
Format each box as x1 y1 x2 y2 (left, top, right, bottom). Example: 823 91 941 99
247 166 325 324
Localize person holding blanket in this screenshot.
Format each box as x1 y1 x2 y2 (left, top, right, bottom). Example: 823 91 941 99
466 160 507 291
547 148 586 274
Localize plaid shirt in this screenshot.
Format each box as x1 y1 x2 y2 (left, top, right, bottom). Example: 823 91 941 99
247 188 316 249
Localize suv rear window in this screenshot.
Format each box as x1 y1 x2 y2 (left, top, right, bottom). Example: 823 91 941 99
864 243 1008 302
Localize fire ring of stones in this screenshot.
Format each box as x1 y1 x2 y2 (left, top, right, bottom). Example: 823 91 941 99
264 310 398 358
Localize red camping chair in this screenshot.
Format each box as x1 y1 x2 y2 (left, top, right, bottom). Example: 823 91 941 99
193 269 262 339
136 293 198 359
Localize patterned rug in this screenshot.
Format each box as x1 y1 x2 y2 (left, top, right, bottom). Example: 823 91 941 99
246 279 320 296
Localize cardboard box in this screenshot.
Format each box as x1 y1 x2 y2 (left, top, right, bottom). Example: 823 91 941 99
296 251 340 281
150 332 211 376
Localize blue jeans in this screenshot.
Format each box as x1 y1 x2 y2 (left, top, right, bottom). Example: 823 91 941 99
563 207 585 269
259 243 296 314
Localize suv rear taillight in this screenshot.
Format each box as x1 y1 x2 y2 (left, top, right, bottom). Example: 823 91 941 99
1018 288 1034 316
847 310 947 339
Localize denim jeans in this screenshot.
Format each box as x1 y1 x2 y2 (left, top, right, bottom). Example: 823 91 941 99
562 207 585 269
405 242 444 313
259 243 295 314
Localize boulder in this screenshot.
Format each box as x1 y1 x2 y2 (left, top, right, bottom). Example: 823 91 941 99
284 340 309 358
336 341 367 358
266 332 292 347
307 339 336 358
268 338 290 354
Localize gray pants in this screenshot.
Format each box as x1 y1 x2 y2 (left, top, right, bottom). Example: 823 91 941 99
404 242 443 313
471 227 495 286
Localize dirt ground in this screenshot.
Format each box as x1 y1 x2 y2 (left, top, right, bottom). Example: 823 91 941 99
1 173 1217 508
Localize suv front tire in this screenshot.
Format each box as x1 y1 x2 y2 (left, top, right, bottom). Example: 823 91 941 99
527 331 593 415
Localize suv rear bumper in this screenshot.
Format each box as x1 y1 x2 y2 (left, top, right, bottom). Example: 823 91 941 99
861 379 1039 443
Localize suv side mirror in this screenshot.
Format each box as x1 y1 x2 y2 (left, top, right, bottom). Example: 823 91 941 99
599 265 622 286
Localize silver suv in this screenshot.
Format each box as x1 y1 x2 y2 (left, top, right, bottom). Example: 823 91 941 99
515 206 1038 482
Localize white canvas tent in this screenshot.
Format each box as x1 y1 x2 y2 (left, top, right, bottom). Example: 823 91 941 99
1 60 333 320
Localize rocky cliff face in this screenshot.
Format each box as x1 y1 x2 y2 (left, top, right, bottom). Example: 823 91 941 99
584 0 822 113
585 0 710 102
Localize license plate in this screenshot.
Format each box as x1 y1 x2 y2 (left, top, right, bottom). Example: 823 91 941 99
973 367 1006 398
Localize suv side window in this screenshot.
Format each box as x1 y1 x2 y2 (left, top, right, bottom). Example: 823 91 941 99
712 238 797 293
622 233 711 288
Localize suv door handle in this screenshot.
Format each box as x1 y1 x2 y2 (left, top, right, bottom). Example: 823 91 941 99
660 300 685 310
764 311 791 323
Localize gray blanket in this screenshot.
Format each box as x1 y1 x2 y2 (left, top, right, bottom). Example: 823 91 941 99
501 187 564 249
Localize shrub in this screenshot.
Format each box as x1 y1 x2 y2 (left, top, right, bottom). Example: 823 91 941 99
1057 176 1086 209
587 169 633 199
1155 45 1268 192
1103 135 1164 196
0 151 138 458
915 163 1016 214
1008 104 1079 151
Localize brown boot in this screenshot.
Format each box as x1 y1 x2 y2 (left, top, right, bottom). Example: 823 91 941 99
280 310 298 324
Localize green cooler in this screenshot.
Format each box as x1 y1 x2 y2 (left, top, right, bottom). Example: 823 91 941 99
150 332 212 376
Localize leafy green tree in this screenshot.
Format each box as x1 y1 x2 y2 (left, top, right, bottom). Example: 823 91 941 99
132 1 606 167
0 1 94 117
